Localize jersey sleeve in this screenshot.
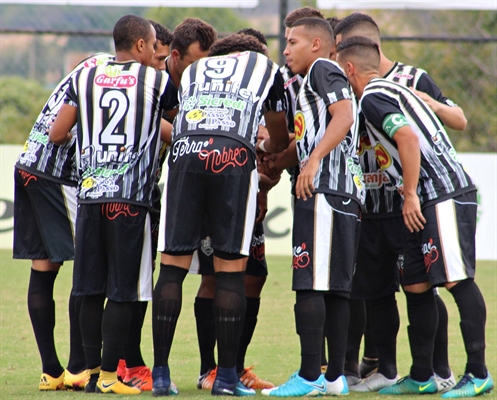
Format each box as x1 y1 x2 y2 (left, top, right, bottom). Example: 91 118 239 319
63 71 80 107
263 69 287 113
310 60 351 107
160 78 179 111
361 92 405 135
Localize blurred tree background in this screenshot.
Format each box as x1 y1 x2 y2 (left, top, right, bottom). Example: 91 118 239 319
0 3 495 151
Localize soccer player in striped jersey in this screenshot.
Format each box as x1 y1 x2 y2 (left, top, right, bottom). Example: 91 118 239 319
50 15 178 395
337 36 493 398
334 12 467 393
150 20 173 71
262 17 364 398
13 51 113 391
153 33 288 397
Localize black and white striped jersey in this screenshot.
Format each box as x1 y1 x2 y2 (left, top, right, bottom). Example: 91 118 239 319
280 64 303 133
15 53 114 185
361 62 461 216
360 78 475 207
295 58 364 204
173 51 286 152
65 61 178 206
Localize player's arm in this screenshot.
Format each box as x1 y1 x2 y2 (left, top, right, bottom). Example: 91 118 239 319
412 89 467 130
161 118 173 145
296 99 353 201
260 110 289 153
49 103 77 145
413 73 466 130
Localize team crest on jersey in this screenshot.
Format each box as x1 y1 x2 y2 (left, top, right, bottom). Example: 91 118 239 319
95 65 137 88
292 243 310 269
422 238 439 273
294 111 306 141
374 143 393 170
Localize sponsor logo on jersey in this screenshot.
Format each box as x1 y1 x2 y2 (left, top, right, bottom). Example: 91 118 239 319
171 137 212 162
101 202 139 220
95 73 137 88
84 56 109 68
284 75 299 89
363 171 391 189
294 111 306 141
186 109 207 123
374 143 393 170
422 238 439 273
198 146 249 173
394 72 414 80
292 243 310 269
357 133 372 156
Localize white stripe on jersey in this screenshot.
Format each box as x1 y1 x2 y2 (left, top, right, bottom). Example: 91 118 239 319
239 167 259 256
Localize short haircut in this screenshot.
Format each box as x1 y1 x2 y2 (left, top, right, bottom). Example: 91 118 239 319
113 15 153 52
336 36 380 72
237 28 267 46
171 18 217 56
208 34 265 57
326 16 341 34
334 13 381 44
284 7 324 28
291 17 334 46
150 20 173 46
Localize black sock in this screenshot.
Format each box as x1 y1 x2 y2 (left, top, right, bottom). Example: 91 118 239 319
236 296 260 373
27 269 63 377
368 294 399 379
324 294 349 382
152 264 188 367
101 300 135 372
433 292 451 379
80 294 105 369
195 297 216 375
214 271 246 369
66 292 86 374
363 304 378 360
405 290 437 382
321 335 327 366
449 279 487 379
295 291 324 382
124 301 147 368
345 298 365 377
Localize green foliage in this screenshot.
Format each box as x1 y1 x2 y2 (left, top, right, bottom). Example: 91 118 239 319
144 7 247 34
0 77 51 145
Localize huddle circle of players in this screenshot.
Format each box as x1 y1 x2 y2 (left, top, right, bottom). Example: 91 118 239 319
13 7 493 398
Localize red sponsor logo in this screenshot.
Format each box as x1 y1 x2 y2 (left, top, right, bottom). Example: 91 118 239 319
294 112 305 141
84 57 98 68
357 134 372 156
101 203 139 220
284 75 299 89
95 74 137 88
250 234 265 261
374 143 392 170
422 238 439 273
394 73 414 80
18 170 38 186
198 146 248 173
364 171 391 189
292 243 310 269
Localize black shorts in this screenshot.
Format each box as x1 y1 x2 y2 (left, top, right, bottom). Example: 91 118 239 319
13 168 76 263
401 191 477 287
72 203 153 302
292 193 361 295
192 223 268 276
159 135 258 257
351 216 405 300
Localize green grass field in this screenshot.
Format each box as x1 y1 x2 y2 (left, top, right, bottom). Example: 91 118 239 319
0 250 495 399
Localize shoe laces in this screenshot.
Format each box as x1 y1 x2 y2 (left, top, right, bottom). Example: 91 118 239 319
452 374 474 389
240 366 256 379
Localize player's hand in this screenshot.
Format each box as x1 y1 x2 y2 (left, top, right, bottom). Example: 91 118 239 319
412 89 440 114
259 171 281 191
259 154 283 181
255 190 268 224
402 192 426 233
295 157 319 201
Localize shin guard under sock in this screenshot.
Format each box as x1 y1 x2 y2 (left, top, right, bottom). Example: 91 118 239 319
324 294 349 382
195 297 217 374
27 269 63 377
433 292 451 378
404 290 437 382
236 296 260 373
152 264 188 367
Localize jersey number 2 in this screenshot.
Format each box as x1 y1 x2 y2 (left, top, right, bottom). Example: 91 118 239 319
99 90 129 146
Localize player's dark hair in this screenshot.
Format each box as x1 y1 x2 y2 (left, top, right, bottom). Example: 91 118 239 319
171 18 217 56
114 15 153 52
326 16 341 35
208 34 265 57
150 20 173 46
284 7 324 28
237 28 267 46
336 36 380 71
334 13 381 43
292 17 334 45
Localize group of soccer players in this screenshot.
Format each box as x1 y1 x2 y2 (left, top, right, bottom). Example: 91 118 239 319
13 5 493 398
